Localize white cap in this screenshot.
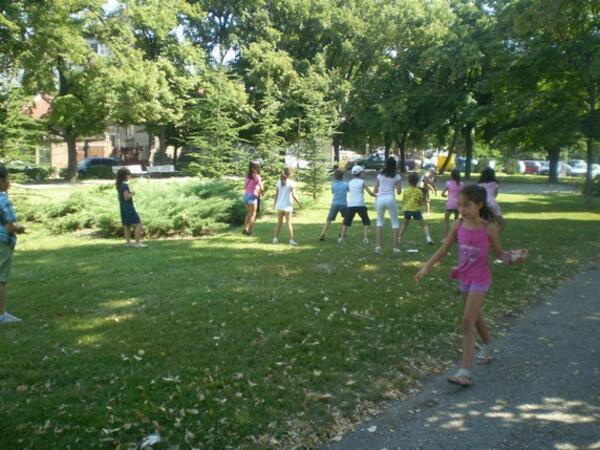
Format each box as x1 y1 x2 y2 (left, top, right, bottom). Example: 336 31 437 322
351 165 364 175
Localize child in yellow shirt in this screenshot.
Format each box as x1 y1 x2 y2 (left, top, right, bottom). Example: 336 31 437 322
399 172 434 246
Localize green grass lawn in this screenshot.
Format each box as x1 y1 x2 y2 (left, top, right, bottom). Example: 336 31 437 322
1 185 599 449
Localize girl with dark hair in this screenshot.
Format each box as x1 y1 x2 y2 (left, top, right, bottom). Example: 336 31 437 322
373 157 402 253
272 167 302 245
243 160 263 236
478 167 505 233
116 168 146 248
441 168 463 240
415 184 526 387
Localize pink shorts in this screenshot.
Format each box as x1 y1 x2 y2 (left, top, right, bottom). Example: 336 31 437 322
459 280 491 293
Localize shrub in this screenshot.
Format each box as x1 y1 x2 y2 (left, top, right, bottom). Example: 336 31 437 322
24 178 246 237
502 159 521 174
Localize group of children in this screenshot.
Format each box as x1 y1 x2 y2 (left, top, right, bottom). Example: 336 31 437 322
1 159 526 389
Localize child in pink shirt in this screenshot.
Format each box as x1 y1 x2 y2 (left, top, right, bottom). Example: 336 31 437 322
243 161 263 236
416 184 527 387
441 168 463 241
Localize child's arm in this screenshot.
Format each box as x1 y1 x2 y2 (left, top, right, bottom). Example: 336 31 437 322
441 187 448 198
427 178 437 195
291 188 303 208
123 189 134 201
488 225 527 264
373 178 380 195
364 183 376 197
396 178 402 195
5 223 25 234
257 177 264 196
273 187 279 209
415 222 458 283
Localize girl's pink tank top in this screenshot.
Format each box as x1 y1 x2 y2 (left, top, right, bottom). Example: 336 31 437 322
450 220 491 285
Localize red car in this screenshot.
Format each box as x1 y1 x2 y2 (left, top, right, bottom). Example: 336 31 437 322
522 160 542 174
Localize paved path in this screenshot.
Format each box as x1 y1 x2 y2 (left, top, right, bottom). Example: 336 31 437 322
327 264 600 450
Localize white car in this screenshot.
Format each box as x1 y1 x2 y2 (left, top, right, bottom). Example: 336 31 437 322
567 160 600 177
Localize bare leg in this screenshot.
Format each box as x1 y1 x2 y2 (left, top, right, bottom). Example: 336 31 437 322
339 225 348 240
124 225 132 244
398 220 410 242
321 221 331 238
443 211 451 238
376 226 383 247
393 228 400 249
273 212 284 239
243 203 251 230
246 203 257 233
460 290 487 369
418 219 433 242
134 223 143 243
285 212 294 240
362 226 369 241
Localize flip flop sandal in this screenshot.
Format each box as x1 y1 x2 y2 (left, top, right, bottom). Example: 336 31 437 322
475 347 494 365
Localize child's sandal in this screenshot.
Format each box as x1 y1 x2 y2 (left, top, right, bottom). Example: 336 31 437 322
448 369 472 387
475 346 494 365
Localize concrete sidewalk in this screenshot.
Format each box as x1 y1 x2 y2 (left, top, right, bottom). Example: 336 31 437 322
327 264 600 450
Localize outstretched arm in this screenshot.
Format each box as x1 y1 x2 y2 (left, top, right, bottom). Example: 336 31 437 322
291 188 303 208
415 221 458 283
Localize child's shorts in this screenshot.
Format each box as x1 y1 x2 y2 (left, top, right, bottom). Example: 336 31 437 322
243 193 258 205
458 280 491 293
0 243 14 284
343 206 370 227
326 204 346 222
403 211 423 220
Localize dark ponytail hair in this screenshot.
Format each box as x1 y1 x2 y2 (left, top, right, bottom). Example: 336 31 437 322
247 160 261 179
450 168 461 185
381 156 397 178
280 167 292 185
459 184 493 221
116 167 130 189
478 167 498 184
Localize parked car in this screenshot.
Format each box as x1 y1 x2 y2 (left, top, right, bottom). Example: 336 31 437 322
346 152 386 170
454 156 479 173
77 157 120 177
522 160 542 174
566 159 587 176
539 161 570 176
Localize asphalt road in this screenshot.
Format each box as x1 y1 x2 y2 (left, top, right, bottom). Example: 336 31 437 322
326 264 600 450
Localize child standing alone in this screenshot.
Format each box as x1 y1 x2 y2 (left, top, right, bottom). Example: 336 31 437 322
116 168 147 248
338 165 375 244
0 166 26 324
415 184 527 386
242 160 264 236
441 168 463 240
398 172 434 246
273 167 303 246
478 167 505 233
319 169 348 241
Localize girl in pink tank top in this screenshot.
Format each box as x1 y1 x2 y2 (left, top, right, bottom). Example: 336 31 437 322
441 169 463 240
415 185 527 387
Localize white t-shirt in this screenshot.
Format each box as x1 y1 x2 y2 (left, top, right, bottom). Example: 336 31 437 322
275 179 295 212
376 173 401 196
347 178 366 207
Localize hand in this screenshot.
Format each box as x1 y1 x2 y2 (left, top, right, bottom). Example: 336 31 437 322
415 265 430 284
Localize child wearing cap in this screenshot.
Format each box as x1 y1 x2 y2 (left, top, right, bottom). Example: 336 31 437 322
398 172 434 246
338 165 375 244
319 169 348 241
0 165 26 324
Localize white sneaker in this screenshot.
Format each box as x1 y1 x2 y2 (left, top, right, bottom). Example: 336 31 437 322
0 312 21 323
337 237 344 244
131 242 148 248
393 248 402 254
427 239 434 245
289 240 298 246
272 237 279 244
363 239 369 244
374 246 382 254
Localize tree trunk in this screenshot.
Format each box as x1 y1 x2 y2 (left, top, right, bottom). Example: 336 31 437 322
384 133 391 159
440 126 459 174
172 145 179 167
547 147 560 184
585 136 594 209
332 134 341 165
396 131 408 173
153 126 168 163
463 123 474 180
66 133 78 181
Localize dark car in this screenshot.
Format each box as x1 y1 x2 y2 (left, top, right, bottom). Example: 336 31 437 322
77 157 119 177
346 153 386 170
522 160 542 174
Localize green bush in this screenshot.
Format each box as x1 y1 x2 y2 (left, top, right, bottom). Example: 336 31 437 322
502 159 521 174
20 178 246 238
